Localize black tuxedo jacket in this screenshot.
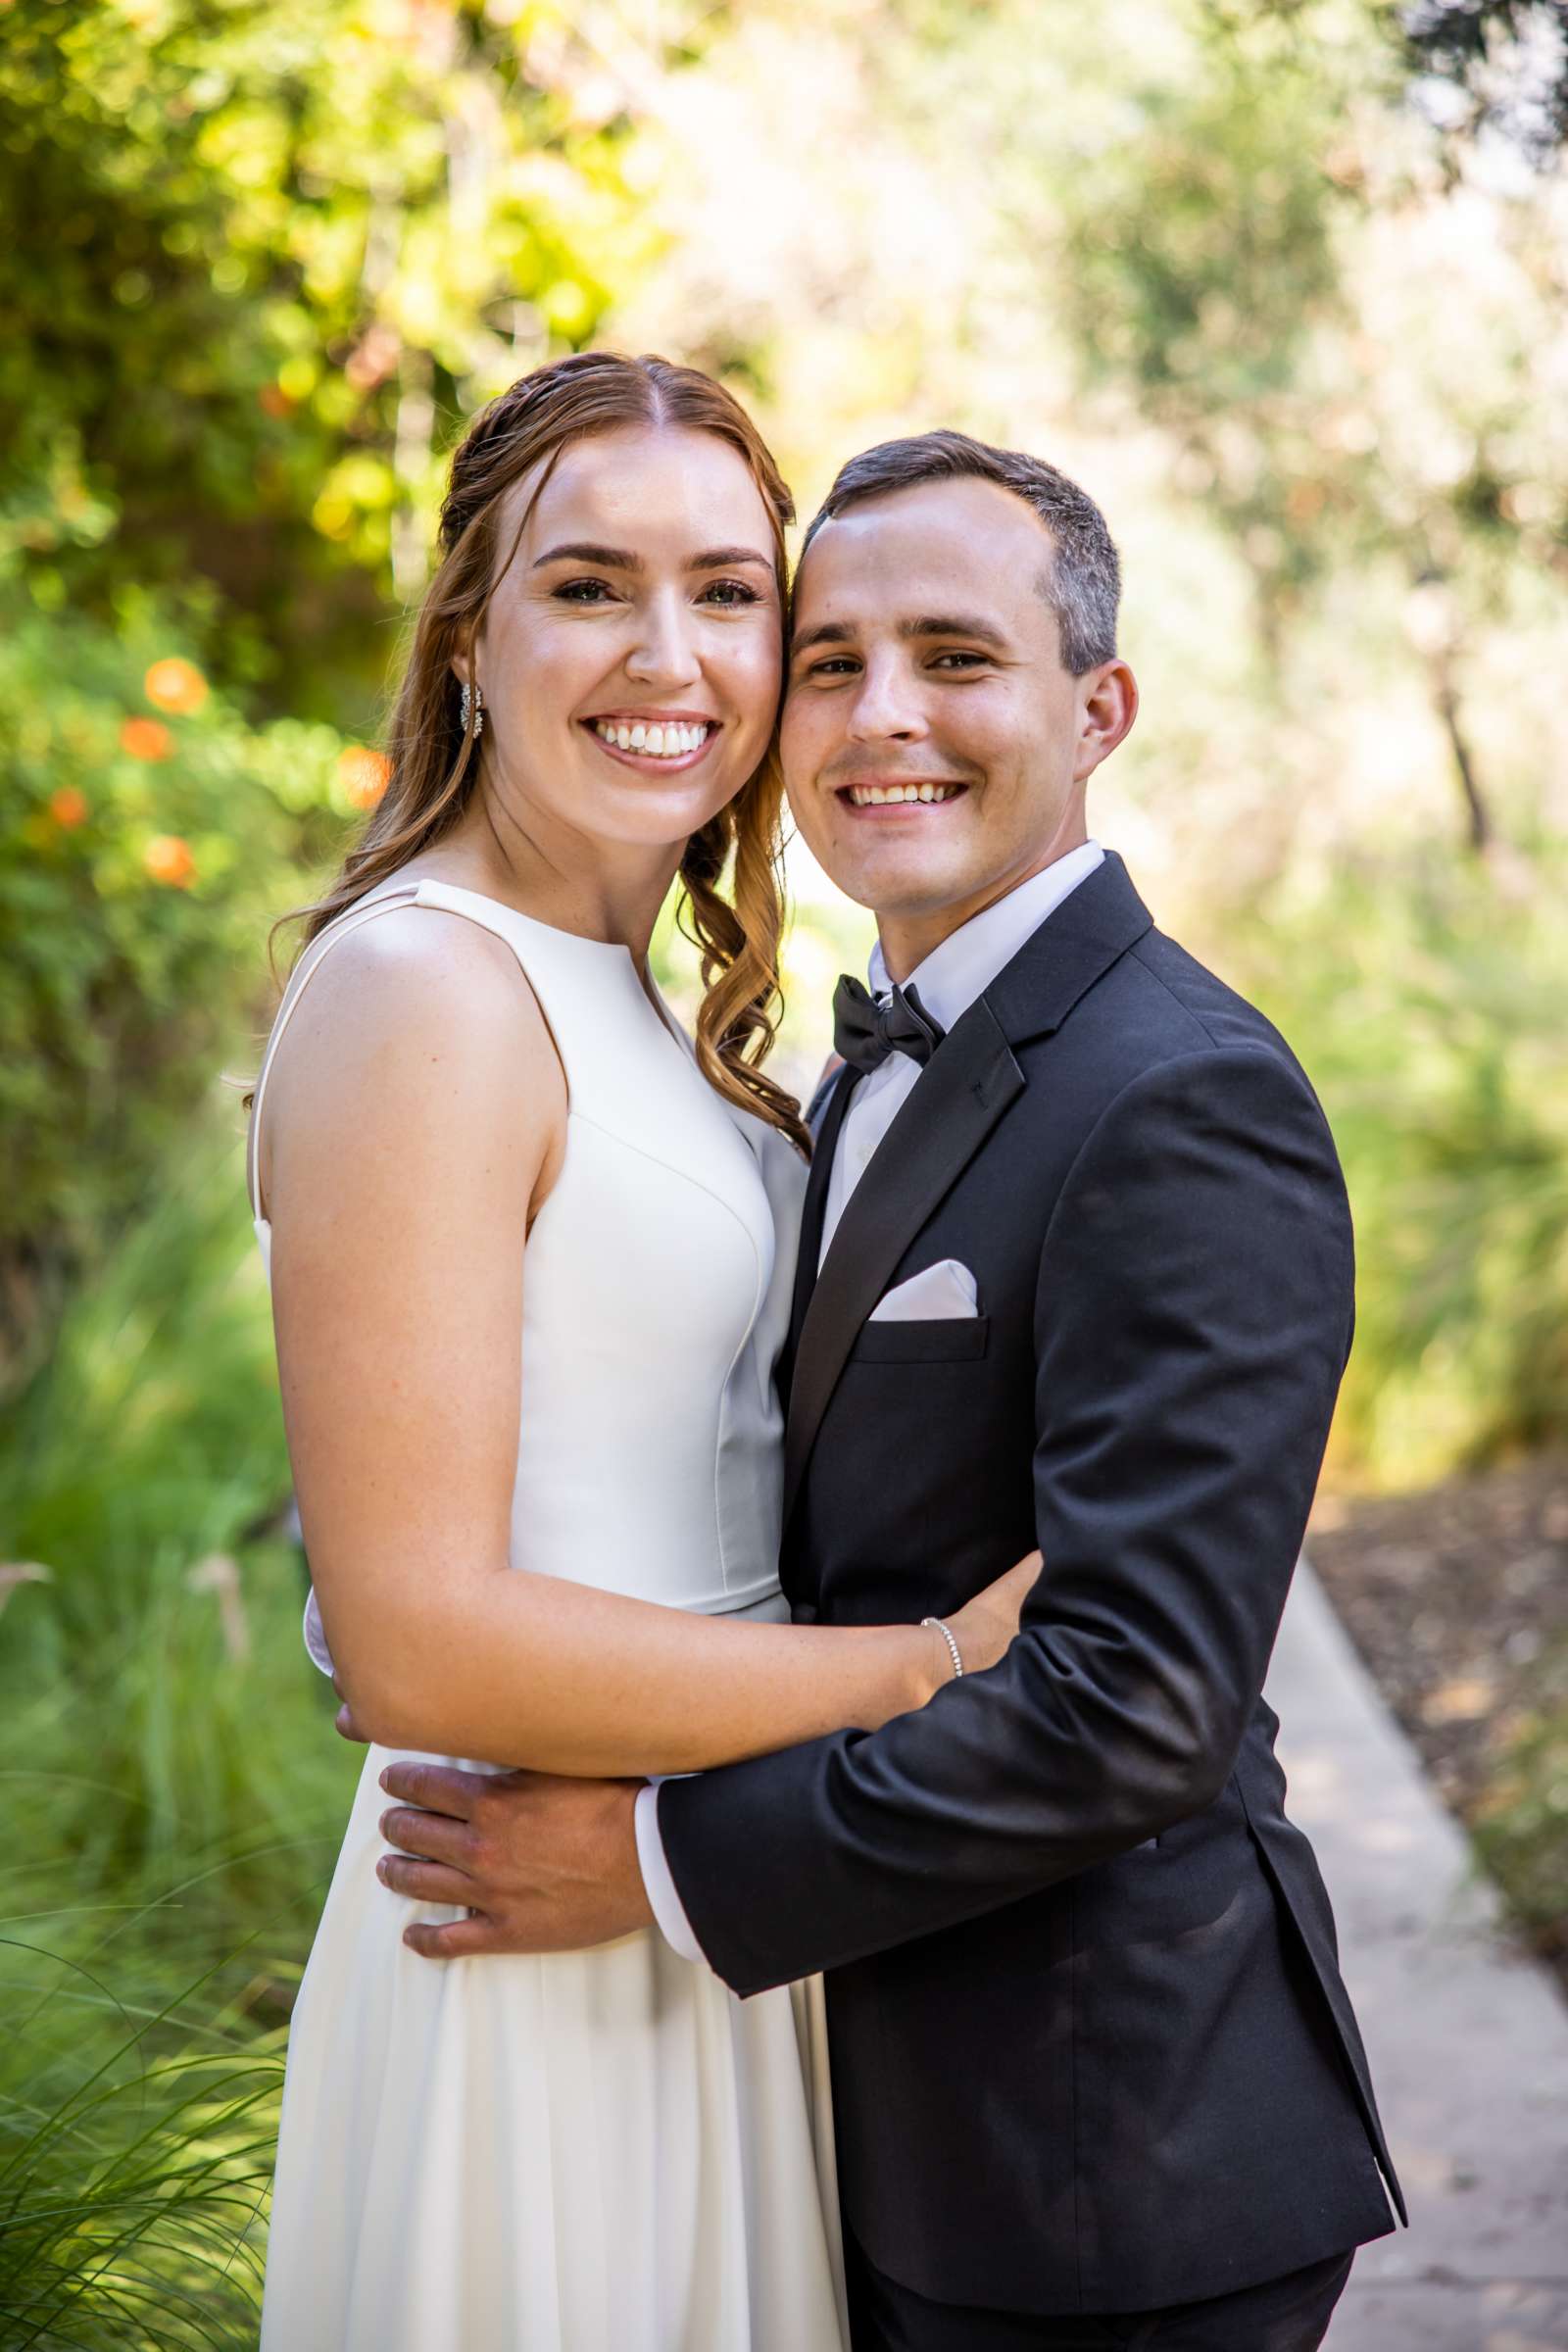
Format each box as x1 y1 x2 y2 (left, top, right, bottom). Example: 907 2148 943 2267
659 855 1403 2317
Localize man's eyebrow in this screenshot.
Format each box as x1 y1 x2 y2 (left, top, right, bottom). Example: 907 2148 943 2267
791 617 858 656
899 612 1009 649
791 611 1011 657
532 541 644 570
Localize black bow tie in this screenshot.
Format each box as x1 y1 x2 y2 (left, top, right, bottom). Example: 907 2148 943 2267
832 973 947 1077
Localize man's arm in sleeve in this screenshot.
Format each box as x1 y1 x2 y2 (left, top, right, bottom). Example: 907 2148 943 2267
655 1044 1355 1996
634 1782 708 1963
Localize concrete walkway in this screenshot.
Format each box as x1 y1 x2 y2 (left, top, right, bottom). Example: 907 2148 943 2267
1265 1563 1568 2351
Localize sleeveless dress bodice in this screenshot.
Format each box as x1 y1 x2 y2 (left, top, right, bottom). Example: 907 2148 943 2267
250 877 846 2352
251 876 805 1652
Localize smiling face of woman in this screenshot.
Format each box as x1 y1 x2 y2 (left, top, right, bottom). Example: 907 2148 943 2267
459 423 785 863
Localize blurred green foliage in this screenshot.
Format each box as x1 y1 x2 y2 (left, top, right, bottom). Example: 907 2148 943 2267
0 0 662 714
1238 858 1568 1484
0 1140 349 1900
0 1146 357 2346
1473 1631 1568 1974
0 593 359 1378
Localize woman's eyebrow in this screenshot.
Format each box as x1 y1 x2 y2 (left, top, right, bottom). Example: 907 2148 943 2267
532 541 643 569
687 546 772 572
530 542 772 573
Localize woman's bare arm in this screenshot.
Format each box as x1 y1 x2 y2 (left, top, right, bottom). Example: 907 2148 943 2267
261 909 956 1777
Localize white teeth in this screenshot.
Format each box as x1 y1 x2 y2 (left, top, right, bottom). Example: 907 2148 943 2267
595 719 709 758
847 782 961 808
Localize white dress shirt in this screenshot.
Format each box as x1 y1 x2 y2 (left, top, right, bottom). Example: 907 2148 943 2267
634 841 1106 1963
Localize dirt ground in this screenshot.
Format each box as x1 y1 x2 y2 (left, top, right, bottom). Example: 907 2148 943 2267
1307 1454 1568 1986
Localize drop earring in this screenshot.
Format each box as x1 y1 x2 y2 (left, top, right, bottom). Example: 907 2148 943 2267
460 679 484 736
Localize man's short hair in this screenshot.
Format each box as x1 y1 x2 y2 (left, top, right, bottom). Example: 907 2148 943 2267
801 428 1120 676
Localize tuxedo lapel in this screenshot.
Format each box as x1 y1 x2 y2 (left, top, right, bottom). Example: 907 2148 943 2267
984 850 1152 1046
782 998 1024 1526
781 854 1155 1528
778 1060 858 1407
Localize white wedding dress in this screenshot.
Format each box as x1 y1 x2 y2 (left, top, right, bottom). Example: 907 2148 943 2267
251 876 847 2352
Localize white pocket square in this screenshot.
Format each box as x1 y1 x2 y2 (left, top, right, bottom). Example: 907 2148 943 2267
869 1259 979 1322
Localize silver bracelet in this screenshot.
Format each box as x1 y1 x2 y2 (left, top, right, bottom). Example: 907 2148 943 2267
920 1615 964 1682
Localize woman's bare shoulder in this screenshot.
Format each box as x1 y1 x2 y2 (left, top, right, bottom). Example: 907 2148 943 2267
280 903 558 1074
257 904 565 1218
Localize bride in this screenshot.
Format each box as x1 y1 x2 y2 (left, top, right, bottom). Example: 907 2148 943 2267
248 351 1034 2352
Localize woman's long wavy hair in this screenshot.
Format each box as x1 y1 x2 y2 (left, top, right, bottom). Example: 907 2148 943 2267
270 351 807 1152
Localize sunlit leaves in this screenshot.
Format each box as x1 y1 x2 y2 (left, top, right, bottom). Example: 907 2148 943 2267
0 0 691 710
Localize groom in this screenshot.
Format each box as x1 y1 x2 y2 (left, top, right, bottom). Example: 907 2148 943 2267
373 430 1403 2346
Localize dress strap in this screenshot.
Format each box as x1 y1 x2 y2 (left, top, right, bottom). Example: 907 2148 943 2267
247 886 420 1223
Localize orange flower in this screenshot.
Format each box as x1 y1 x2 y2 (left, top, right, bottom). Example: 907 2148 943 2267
120 715 172 760
258 382 296 418
143 658 209 715
144 834 197 887
337 745 392 808
48 786 89 829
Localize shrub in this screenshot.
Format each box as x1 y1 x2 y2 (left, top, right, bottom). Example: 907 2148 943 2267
0 1129 365 2334
1235 856 1568 1485
0 592 367 1379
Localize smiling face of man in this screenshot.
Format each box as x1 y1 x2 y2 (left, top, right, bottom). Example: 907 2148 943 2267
781 474 1138 977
